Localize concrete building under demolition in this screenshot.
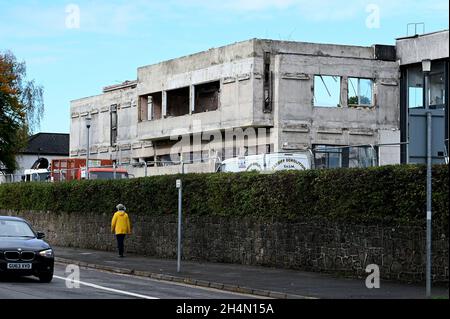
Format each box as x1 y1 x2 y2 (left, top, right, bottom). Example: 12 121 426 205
70 30 449 176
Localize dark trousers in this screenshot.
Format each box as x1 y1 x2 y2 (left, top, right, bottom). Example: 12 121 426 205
116 234 126 256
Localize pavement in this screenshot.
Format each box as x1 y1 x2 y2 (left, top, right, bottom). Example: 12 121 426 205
54 246 449 299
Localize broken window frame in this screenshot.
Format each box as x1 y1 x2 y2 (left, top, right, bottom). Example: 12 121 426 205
313 75 342 108
348 77 374 107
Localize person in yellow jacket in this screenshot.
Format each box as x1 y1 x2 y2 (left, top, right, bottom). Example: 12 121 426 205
111 204 131 257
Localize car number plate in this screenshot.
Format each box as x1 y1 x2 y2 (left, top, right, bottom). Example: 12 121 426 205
7 263 32 270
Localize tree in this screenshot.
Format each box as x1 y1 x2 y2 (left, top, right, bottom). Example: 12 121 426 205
348 95 371 106
0 51 44 173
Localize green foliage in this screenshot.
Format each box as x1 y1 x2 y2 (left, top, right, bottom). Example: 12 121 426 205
0 165 448 228
0 51 44 172
348 95 371 106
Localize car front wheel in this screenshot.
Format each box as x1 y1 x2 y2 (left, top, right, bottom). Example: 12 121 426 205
38 272 53 283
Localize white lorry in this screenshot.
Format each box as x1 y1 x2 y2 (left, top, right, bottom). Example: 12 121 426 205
218 153 312 173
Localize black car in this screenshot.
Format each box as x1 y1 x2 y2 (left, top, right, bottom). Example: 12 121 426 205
0 216 54 283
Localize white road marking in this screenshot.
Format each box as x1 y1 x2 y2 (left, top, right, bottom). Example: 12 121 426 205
61 264 269 299
54 275 159 299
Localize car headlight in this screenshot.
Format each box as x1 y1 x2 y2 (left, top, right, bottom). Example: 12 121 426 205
39 249 54 258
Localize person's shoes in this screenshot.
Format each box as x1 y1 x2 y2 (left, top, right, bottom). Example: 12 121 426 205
119 255 124 258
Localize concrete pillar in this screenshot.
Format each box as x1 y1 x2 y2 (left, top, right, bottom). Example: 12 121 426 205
340 76 348 108
257 127 270 154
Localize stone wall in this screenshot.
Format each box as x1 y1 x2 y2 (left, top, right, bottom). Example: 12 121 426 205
2 210 448 284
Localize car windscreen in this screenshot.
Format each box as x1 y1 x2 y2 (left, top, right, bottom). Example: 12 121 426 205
89 171 128 180
0 220 35 238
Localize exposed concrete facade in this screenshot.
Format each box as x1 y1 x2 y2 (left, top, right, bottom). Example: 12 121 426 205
396 30 449 66
71 38 401 176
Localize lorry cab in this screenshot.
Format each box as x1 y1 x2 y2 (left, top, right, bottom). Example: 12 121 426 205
51 158 129 181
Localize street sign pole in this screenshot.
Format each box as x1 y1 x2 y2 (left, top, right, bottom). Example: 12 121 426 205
423 59 432 298
426 111 432 298
85 115 92 180
176 179 182 273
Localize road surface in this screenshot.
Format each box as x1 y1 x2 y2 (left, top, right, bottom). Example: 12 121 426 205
0 263 260 299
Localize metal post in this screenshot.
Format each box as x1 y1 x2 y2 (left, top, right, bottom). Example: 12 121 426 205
86 116 91 180
176 179 182 273
86 129 90 180
426 111 432 298
180 154 185 174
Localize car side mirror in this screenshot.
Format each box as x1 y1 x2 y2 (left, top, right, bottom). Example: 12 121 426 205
37 232 45 239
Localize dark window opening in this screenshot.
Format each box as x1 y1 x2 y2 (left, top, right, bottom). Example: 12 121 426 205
110 104 118 146
156 154 179 167
313 145 343 169
313 144 377 169
167 87 190 117
143 156 155 167
139 92 162 121
263 52 272 113
194 81 220 113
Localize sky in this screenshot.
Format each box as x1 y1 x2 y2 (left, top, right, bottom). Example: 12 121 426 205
0 0 448 134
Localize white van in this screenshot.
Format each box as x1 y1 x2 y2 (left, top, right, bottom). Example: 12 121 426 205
23 169 51 182
218 153 311 173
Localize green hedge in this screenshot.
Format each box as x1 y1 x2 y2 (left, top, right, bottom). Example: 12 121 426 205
0 165 448 227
